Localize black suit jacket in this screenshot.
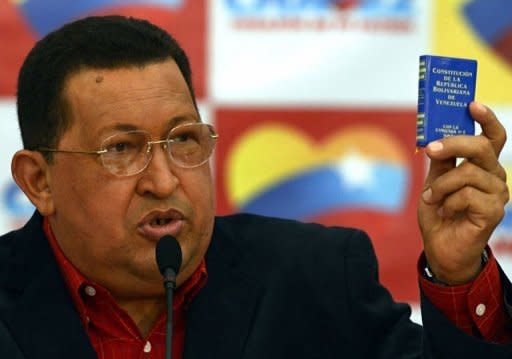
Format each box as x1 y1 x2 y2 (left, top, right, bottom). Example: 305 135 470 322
1 212 512 358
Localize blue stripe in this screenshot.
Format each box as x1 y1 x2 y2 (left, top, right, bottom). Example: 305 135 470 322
463 0 512 43
240 161 408 220
18 0 182 36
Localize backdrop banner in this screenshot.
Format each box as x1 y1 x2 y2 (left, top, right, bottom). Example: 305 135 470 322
1 0 511 321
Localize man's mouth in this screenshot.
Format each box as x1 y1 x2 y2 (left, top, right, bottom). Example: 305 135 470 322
151 218 172 226
138 210 185 241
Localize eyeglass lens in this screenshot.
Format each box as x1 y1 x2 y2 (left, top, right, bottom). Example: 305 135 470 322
99 123 216 176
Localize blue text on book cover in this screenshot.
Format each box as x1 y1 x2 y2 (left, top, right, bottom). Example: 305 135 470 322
416 55 477 147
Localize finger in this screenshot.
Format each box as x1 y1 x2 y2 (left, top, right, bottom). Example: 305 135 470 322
469 101 507 156
422 155 456 190
424 135 502 177
424 161 509 204
438 187 506 229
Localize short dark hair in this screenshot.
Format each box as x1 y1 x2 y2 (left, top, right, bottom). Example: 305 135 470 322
16 15 197 159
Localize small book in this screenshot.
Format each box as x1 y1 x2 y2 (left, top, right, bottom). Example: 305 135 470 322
416 55 477 147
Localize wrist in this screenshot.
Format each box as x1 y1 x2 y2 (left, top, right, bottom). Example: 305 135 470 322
424 249 488 286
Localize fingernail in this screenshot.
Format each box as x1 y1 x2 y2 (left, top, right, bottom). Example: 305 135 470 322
427 141 443 152
422 188 432 202
473 101 487 114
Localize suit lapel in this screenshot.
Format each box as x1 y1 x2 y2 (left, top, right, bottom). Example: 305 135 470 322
3 213 96 359
184 218 264 359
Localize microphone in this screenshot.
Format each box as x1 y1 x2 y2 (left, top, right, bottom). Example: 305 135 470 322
156 235 182 359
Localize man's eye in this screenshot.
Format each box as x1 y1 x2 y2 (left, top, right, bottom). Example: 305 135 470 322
170 131 201 144
174 134 190 142
106 142 131 153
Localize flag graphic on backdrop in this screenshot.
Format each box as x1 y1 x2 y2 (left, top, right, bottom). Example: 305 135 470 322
230 125 408 220
0 0 206 97
433 0 512 104
17 0 183 35
463 0 512 69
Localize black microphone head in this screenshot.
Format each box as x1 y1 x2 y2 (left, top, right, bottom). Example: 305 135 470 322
156 235 182 276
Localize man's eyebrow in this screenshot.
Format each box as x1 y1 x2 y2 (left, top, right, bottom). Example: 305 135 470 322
95 123 137 138
96 115 200 138
110 124 139 132
166 115 201 129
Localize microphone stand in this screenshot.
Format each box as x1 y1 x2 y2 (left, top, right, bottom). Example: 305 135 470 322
163 267 177 359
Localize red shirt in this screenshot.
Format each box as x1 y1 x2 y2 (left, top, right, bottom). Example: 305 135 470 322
419 248 512 343
44 218 207 359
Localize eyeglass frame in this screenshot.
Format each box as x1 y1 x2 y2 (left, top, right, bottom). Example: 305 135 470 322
37 122 219 176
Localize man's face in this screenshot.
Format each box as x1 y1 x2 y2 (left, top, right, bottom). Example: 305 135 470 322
46 60 214 299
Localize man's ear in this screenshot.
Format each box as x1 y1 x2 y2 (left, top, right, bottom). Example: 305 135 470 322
11 150 55 216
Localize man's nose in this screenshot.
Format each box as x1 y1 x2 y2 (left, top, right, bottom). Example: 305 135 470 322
135 144 178 198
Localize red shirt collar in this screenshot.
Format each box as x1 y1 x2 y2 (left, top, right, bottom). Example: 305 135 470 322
43 217 207 322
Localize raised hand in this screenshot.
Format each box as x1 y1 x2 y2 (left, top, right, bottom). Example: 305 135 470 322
418 102 509 285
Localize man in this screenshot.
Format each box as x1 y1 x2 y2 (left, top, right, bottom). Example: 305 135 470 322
1 15 511 358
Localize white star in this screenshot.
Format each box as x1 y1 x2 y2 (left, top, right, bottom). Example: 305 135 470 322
335 151 375 189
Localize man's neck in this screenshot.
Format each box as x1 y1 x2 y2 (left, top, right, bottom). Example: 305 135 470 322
116 298 166 338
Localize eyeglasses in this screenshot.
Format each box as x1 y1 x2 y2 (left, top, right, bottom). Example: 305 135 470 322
38 123 218 176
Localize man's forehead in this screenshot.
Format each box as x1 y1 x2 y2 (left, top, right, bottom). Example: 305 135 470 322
64 62 189 97
58 62 197 137
62 63 194 113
